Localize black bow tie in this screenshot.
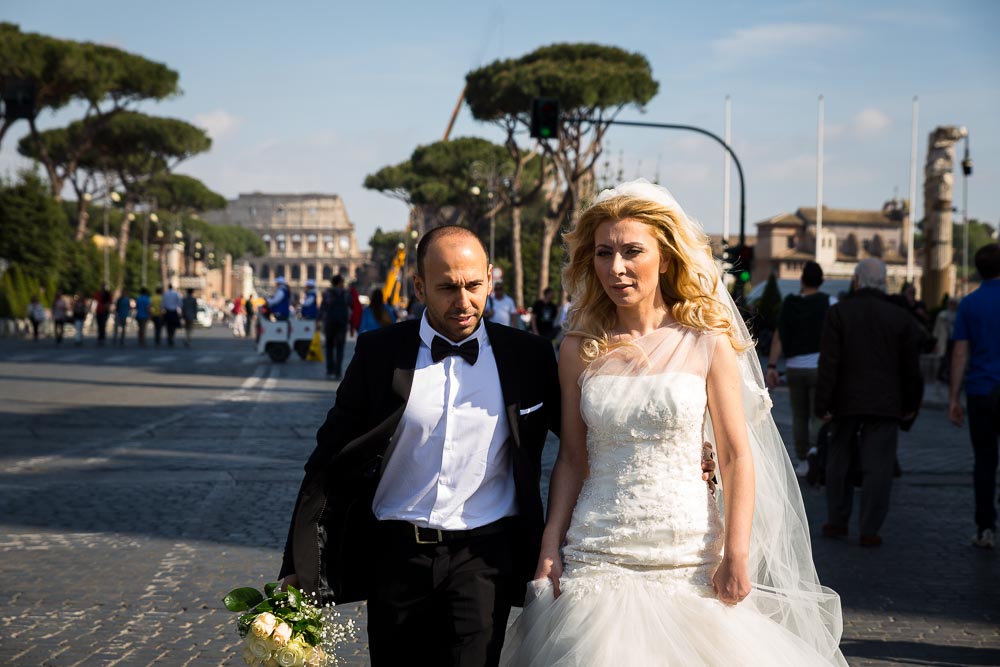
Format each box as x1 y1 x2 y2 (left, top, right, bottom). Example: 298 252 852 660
431 336 479 365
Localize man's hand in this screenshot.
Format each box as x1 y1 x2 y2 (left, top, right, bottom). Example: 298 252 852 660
948 400 965 427
281 573 300 591
701 443 717 496
765 367 780 390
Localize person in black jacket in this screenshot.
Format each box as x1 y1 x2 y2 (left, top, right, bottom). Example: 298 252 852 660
278 226 561 666
815 258 923 547
766 261 831 477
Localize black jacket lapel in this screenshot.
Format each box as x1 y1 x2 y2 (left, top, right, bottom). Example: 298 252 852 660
486 321 521 448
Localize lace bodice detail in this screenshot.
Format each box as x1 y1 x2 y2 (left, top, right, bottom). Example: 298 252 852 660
563 325 725 585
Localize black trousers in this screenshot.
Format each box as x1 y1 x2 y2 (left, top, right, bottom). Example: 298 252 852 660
324 324 347 376
968 393 1000 531
367 521 515 667
826 416 898 537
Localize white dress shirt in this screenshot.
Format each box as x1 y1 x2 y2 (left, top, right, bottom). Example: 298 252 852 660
372 313 517 530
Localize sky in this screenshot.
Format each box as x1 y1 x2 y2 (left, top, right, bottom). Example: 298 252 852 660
2 0 998 248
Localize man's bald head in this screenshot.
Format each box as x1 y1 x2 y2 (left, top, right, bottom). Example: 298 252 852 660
416 226 489 278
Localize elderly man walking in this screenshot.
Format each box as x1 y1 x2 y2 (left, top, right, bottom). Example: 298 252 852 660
815 259 923 547
949 243 1000 548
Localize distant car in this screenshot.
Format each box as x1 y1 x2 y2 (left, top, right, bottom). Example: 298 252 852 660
746 278 852 304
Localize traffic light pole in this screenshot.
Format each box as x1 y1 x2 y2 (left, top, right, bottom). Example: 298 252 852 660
567 117 746 248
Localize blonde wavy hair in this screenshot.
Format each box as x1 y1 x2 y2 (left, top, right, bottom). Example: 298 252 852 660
563 192 750 362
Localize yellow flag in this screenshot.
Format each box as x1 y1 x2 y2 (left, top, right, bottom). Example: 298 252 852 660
306 329 324 362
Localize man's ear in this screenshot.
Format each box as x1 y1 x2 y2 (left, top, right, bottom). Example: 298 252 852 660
413 274 426 301
486 264 494 294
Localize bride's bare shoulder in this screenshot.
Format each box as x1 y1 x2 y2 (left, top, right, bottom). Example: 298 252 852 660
558 334 589 383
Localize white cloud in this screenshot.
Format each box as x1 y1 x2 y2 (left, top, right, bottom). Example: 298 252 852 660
757 154 817 183
193 109 243 140
851 108 891 137
711 23 850 66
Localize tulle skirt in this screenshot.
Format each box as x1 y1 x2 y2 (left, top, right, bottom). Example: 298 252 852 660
500 567 846 667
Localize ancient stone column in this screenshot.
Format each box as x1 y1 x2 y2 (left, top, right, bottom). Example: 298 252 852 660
921 125 967 307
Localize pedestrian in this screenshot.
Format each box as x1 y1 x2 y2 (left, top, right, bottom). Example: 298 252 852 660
71 294 87 346
93 283 112 345
530 287 560 342
114 289 132 346
232 294 246 338
948 243 1000 549
405 295 425 321
28 295 46 341
932 297 958 383
765 260 832 478
348 280 363 336
357 289 395 334
278 225 562 666
162 284 181 346
52 291 70 344
135 287 151 346
815 258 924 547
244 294 254 338
181 288 198 347
484 281 517 327
300 279 319 320
319 275 351 380
150 287 164 345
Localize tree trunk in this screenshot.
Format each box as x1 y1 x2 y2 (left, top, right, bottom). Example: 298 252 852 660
116 202 134 292
538 217 559 298
511 204 524 309
74 199 90 241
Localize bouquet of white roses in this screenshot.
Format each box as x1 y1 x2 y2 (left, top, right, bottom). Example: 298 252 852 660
223 582 356 667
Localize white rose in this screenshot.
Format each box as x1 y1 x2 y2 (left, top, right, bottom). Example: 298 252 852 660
251 612 278 638
271 622 293 646
305 645 326 667
274 639 307 667
241 644 261 666
248 635 272 660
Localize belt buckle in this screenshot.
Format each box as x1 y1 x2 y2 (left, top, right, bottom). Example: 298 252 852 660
414 525 443 545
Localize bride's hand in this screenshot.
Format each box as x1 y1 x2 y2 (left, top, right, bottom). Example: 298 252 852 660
533 547 564 598
712 555 751 605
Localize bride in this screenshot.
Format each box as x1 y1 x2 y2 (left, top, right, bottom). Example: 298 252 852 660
500 181 847 666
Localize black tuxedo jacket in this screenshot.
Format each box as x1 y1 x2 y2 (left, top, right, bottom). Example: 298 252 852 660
279 319 561 605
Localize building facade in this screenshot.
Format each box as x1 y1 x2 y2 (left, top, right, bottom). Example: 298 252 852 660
203 193 369 291
754 199 923 293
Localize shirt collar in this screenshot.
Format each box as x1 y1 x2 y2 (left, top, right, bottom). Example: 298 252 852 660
419 311 489 350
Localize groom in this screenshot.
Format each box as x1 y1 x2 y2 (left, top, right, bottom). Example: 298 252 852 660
279 225 561 666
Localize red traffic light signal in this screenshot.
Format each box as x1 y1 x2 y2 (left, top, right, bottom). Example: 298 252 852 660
530 97 560 140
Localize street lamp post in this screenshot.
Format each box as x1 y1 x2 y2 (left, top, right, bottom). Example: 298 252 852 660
469 158 514 263
103 190 121 286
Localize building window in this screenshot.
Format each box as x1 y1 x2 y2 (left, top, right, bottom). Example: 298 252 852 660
307 265 316 280
261 265 271 280
291 265 301 281
786 236 795 249
322 265 333 280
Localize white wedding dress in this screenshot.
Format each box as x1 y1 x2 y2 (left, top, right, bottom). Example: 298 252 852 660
501 325 847 666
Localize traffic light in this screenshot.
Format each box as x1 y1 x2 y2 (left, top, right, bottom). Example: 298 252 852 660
735 244 754 284
530 97 560 140
1 78 37 120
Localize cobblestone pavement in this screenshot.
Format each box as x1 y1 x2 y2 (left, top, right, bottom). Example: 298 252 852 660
0 328 997 666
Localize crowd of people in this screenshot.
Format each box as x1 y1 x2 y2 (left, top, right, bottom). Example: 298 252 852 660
23 283 208 348
765 245 1000 550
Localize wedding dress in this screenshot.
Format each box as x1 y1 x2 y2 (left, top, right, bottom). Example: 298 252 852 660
500 324 848 666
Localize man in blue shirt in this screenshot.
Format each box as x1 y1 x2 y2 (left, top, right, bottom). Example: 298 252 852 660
267 276 291 321
300 279 318 320
950 243 1000 549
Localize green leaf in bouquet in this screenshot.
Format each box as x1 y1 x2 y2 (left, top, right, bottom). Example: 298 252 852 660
286 585 303 609
223 587 265 612
264 581 281 598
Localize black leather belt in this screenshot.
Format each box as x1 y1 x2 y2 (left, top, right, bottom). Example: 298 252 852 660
380 518 511 545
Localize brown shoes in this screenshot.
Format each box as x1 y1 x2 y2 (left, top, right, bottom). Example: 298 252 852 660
821 523 848 538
